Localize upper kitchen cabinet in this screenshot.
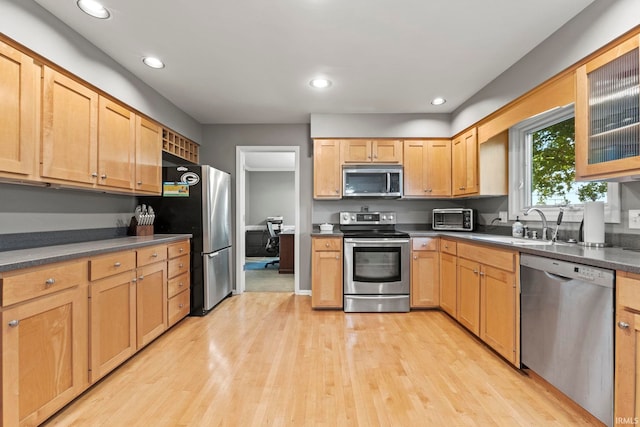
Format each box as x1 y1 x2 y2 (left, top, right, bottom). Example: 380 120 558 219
98 96 135 191
41 66 99 186
403 139 451 197
452 128 478 196
313 139 342 199
0 39 38 180
576 35 640 181
135 116 162 194
342 139 403 164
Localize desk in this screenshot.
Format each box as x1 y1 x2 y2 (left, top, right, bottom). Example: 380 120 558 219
279 231 294 274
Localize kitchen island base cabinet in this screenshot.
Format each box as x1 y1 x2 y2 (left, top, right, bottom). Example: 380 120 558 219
1 284 88 427
311 237 343 309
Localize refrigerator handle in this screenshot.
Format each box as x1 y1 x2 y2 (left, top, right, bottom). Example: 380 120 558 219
207 252 220 258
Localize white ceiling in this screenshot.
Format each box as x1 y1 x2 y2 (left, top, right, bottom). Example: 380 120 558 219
33 0 594 125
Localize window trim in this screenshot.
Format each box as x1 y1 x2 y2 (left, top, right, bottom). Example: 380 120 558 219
508 104 620 223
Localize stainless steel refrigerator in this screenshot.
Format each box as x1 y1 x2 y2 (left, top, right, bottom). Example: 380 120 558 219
140 165 233 315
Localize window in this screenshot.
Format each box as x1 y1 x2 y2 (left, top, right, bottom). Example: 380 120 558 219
509 104 620 223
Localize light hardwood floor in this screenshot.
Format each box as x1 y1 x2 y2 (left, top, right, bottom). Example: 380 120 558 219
43 293 600 426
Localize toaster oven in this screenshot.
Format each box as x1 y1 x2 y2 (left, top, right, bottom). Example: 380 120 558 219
432 208 475 231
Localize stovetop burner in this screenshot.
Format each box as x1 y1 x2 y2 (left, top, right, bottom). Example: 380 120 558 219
339 210 408 238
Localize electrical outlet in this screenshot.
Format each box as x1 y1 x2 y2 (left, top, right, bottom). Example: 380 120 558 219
629 210 640 229
499 211 508 223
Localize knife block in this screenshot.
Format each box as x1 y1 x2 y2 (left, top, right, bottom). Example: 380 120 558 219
127 217 154 236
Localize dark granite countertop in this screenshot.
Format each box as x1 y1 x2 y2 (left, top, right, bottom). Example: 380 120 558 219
0 234 192 273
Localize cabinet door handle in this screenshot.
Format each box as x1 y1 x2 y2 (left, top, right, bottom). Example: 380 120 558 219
479 271 485 276
178 304 184 309
179 263 184 268
152 253 158 258
45 278 56 287
335 256 340 260
132 278 137 283
179 248 184 253
413 255 418 260
179 282 184 287
8 320 19 327
335 189 339 194
91 172 98 178
618 321 630 329
101 174 107 179
473 269 478 274
114 262 122 267
137 181 143 185
139 275 144 281
325 243 330 247
444 245 449 249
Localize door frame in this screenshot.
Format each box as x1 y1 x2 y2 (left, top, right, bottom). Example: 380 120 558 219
235 146 300 294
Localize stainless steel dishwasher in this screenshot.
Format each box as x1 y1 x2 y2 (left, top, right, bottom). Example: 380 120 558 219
520 254 614 427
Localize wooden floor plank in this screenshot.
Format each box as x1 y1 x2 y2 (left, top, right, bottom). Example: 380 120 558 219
43 293 601 426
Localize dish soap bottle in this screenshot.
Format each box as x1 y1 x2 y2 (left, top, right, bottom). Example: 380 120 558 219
512 216 524 238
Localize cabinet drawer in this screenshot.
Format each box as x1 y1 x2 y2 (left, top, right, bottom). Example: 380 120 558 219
90 251 136 281
313 238 342 252
618 274 640 312
137 245 167 267
168 289 190 327
440 239 457 255
168 254 190 279
1 260 87 307
168 240 190 259
458 242 515 272
412 237 438 251
168 272 190 299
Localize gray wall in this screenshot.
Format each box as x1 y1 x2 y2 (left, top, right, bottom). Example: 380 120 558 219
247 172 295 226
311 113 451 138
0 0 204 234
452 0 640 135
201 124 312 290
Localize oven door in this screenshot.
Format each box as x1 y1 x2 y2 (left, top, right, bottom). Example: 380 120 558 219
343 238 410 295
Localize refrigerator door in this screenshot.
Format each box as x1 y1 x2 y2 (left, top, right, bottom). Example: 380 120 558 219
202 166 232 253
203 246 232 310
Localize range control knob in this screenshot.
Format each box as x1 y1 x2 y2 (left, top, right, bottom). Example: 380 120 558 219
342 213 349 220
382 215 387 220
389 215 394 220
351 215 356 220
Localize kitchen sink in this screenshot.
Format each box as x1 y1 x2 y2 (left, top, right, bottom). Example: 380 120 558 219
469 235 572 246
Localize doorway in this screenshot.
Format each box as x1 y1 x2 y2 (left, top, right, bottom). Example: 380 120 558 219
235 146 300 295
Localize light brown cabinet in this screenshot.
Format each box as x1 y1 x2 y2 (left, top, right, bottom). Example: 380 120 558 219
41 65 99 185
403 139 451 197
410 237 440 308
136 260 167 347
135 116 163 194
439 239 457 317
615 272 640 424
313 139 342 199
98 96 135 190
167 240 191 327
0 261 89 427
457 242 518 365
89 270 137 383
311 237 343 308
576 35 640 181
452 128 479 196
342 139 403 164
0 39 38 180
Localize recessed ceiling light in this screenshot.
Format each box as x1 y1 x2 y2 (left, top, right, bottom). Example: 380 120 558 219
142 57 165 69
310 78 332 89
431 97 446 106
77 0 110 19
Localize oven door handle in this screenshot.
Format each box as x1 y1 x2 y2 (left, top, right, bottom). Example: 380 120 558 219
344 238 410 244
386 172 391 193
346 295 409 300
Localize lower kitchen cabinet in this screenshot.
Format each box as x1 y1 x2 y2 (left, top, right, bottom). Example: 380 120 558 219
456 241 519 366
311 236 343 308
135 261 167 348
1 263 89 427
89 270 137 383
167 240 190 327
615 272 640 424
457 257 481 335
439 239 457 317
410 237 440 308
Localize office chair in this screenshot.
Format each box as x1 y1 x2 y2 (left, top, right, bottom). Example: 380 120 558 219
264 216 283 268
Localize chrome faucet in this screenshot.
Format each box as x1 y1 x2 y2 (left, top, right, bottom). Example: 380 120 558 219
524 207 549 240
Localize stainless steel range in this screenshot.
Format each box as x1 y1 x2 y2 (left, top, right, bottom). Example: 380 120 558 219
340 211 410 312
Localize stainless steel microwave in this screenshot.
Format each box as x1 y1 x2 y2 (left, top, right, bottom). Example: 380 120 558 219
432 208 475 231
343 165 403 198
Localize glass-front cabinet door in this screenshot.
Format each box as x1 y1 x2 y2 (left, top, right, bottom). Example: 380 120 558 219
576 35 640 180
